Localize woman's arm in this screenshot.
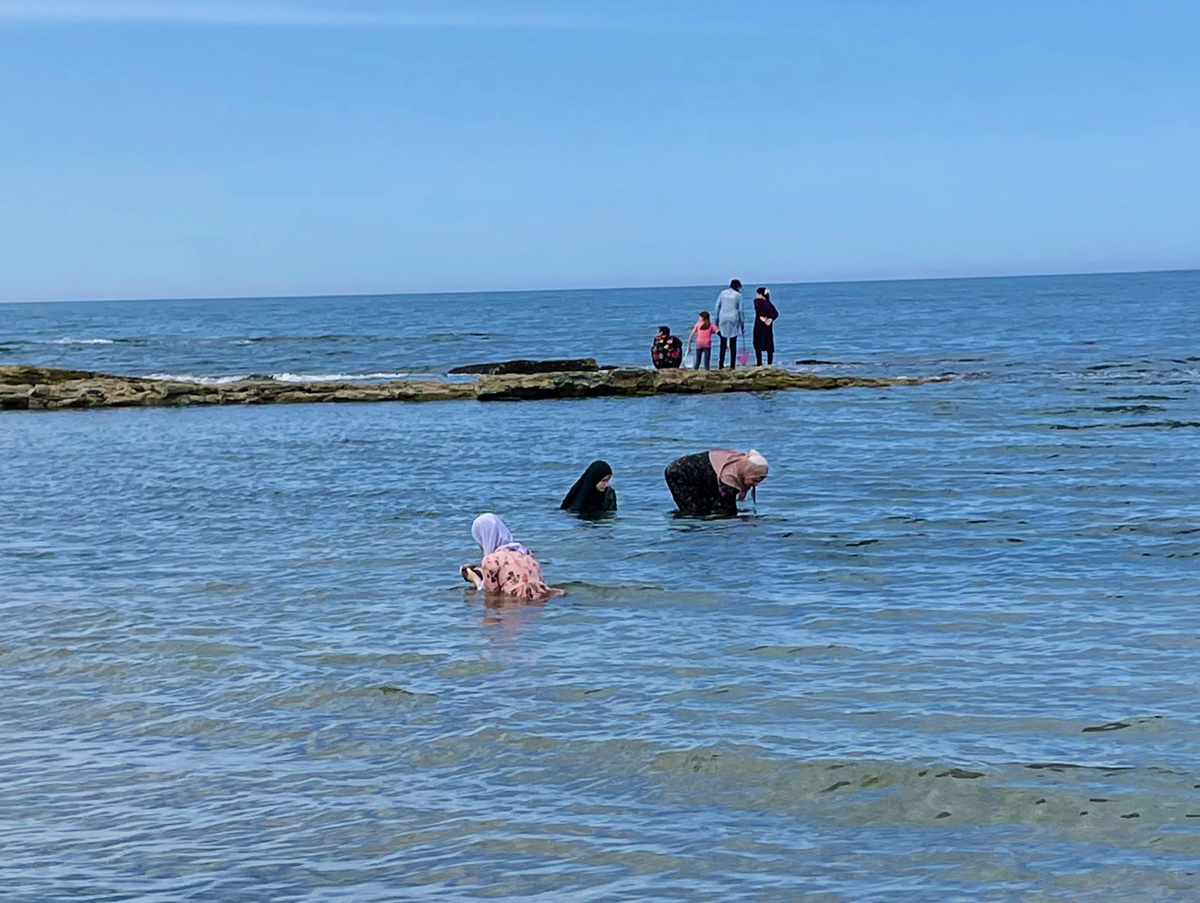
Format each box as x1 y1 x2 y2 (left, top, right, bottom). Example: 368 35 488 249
480 555 507 593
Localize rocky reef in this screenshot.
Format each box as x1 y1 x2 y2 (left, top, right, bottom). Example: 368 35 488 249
473 366 931 401
447 358 600 375
0 364 942 412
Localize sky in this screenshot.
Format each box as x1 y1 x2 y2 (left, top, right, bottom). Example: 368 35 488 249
0 0 1198 301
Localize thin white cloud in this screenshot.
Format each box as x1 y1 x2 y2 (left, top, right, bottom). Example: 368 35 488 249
0 0 585 28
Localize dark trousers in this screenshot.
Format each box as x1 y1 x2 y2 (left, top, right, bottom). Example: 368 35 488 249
755 349 773 366
719 335 737 369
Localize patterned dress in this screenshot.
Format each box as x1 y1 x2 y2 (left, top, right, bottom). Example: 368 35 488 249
480 548 557 600
664 452 740 517
651 334 683 369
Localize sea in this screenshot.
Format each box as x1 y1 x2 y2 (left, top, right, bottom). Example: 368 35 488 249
2 270 1199 902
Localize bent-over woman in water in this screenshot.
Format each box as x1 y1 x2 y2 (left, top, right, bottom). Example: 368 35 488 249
664 449 769 517
461 513 563 600
560 460 617 516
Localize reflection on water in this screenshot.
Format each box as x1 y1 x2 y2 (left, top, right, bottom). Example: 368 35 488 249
2 271 1200 900
475 592 549 635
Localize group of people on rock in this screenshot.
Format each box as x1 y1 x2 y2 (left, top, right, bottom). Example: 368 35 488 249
461 451 770 600
650 280 780 371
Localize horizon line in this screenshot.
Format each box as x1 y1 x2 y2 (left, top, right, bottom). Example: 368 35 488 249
2 266 1196 306
0 0 598 30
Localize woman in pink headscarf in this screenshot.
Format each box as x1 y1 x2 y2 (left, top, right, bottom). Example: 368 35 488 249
461 513 563 600
664 449 769 517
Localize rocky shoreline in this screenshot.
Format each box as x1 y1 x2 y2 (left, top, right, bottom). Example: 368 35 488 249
0 364 944 412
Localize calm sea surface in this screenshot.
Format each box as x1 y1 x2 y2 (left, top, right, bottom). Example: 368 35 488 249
2 272 1200 901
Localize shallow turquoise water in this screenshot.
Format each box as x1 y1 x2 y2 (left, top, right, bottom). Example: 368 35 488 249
3 272 1200 900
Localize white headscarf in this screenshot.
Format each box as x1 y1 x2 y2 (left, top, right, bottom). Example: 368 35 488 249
471 513 530 557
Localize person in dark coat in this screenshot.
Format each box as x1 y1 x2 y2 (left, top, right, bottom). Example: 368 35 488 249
664 450 768 517
560 460 617 516
651 326 683 369
753 287 779 366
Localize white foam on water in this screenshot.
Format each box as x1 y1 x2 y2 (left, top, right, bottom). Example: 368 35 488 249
142 372 411 384
54 337 114 345
272 372 409 383
143 373 248 385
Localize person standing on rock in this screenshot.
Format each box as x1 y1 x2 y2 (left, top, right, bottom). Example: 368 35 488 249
753 287 779 366
664 449 768 517
715 280 744 369
686 311 717 370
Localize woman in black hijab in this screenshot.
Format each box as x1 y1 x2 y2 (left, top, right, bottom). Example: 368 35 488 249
560 461 617 516
753 287 780 366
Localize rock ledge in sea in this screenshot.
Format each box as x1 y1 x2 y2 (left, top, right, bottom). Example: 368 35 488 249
448 358 600 375
0 364 944 412
474 366 931 400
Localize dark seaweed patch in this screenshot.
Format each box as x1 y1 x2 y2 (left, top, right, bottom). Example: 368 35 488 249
820 781 852 794
1083 721 1130 733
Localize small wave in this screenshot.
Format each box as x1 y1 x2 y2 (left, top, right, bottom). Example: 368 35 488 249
141 372 411 385
1052 420 1200 431
143 373 248 385
1106 394 1180 402
427 332 490 342
229 334 368 345
54 337 114 345
272 372 408 383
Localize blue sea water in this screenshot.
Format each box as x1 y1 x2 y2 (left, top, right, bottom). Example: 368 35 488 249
2 270 1200 901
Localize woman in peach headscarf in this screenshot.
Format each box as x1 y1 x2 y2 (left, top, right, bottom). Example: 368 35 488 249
664 449 769 517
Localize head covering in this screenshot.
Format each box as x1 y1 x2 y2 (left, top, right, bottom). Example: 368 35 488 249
471 513 530 557
708 449 769 498
560 460 613 515
755 293 779 319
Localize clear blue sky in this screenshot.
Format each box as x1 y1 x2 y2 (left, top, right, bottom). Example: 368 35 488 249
1 0 1197 301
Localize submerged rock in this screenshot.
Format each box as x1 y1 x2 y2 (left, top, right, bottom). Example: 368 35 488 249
448 358 600 375
0 364 941 412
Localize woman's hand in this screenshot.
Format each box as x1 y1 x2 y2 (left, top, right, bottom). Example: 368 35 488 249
460 564 484 589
